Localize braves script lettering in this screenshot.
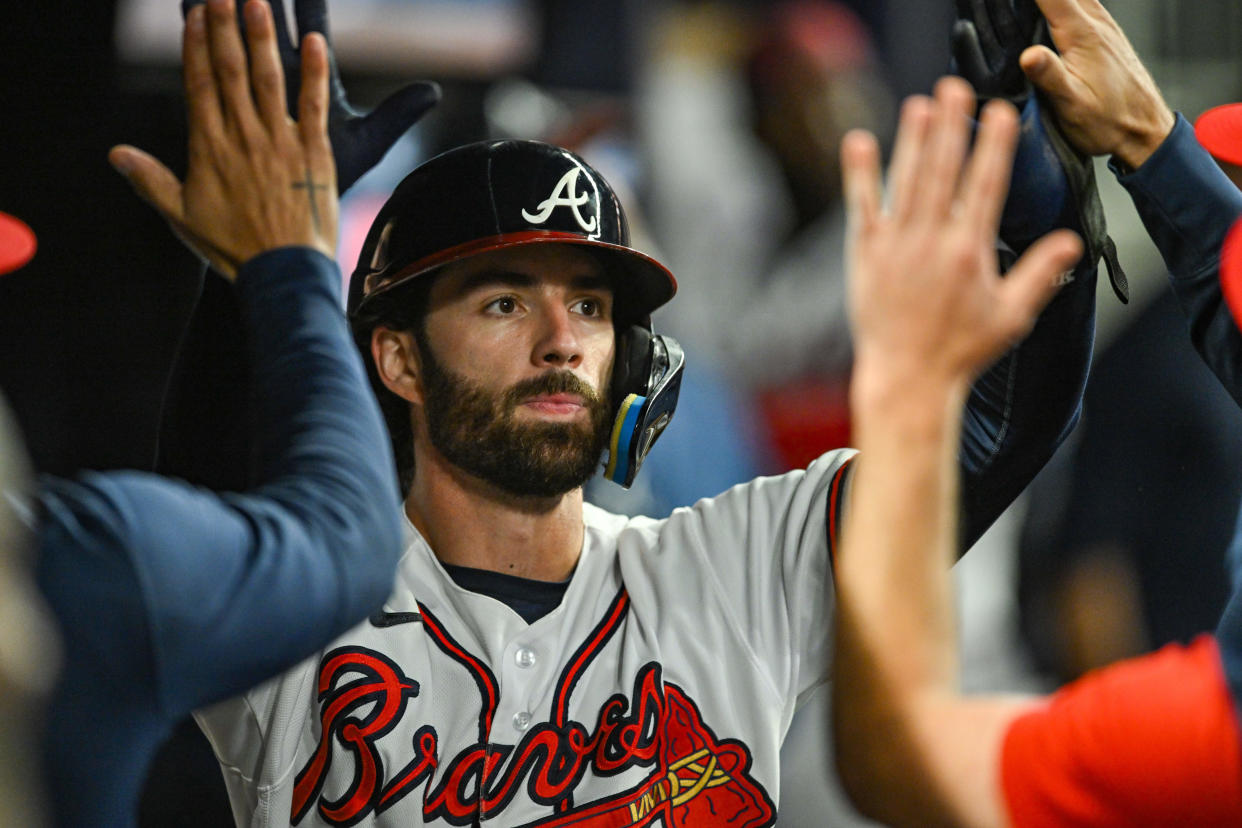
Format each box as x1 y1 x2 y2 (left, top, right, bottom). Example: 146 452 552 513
293 658 775 826
521 168 598 233
291 648 424 824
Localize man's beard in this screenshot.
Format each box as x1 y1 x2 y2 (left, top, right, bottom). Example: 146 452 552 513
418 339 613 499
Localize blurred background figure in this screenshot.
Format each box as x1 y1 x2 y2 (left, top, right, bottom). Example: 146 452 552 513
1017 289 1242 685
639 1 895 474
0 212 58 827
0 392 56 828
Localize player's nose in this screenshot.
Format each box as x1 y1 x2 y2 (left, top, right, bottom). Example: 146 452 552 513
532 303 582 369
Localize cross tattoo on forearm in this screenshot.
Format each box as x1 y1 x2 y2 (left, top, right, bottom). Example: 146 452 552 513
292 166 329 232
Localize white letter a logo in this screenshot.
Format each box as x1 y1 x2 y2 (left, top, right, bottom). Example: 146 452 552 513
521 168 598 233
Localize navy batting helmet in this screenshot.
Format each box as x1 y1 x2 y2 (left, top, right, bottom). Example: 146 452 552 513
347 140 676 322
348 140 684 489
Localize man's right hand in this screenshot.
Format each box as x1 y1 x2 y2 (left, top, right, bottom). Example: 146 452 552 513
1021 0 1175 169
108 0 337 280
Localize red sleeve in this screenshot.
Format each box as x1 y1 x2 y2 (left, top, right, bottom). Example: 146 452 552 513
1001 635 1242 827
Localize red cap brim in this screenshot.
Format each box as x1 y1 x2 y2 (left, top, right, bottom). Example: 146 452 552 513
0 212 36 276
1220 216 1242 333
1196 103 1242 167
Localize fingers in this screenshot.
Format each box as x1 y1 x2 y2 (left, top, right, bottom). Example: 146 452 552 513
205 0 261 136
918 77 975 217
1028 0 1101 53
886 95 933 222
841 129 882 236
999 228 1083 333
959 98 1019 238
1018 44 1069 95
297 32 331 153
109 145 185 224
1019 44 1082 116
183 4 223 152
242 0 288 131
196 0 299 140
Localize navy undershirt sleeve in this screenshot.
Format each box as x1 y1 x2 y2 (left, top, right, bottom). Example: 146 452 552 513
1114 115 1242 404
37 247 404 716
37 248 406 826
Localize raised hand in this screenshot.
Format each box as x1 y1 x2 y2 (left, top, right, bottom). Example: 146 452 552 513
953 0 1129 302
843 77 1082 396
1019 0 1174 169
183 0 441 193
110 0 337 280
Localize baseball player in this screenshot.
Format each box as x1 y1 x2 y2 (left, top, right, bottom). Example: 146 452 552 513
192 11 1105 828
832 1 1242 826
24 1 431 823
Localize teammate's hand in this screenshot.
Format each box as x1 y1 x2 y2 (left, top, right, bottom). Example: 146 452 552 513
183 0 441 194
952 0 1044 104
1020 0 1174 169
109 0 337 280
953 0 1128 303
844 77 1082 397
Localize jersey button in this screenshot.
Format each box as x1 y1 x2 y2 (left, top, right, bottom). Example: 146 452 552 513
513 711 533 731
515 647 537 669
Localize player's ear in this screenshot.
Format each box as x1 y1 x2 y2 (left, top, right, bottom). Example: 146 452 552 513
371 326 424 405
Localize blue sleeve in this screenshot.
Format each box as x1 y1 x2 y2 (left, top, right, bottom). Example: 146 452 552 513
36 247 403 716
1112 114 1242 404
957 241 1096 549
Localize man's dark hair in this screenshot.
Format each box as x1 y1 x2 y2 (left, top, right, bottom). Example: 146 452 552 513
349 276 434 496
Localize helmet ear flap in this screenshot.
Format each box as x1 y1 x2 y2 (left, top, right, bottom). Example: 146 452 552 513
610 323 653 413
604 324 684 488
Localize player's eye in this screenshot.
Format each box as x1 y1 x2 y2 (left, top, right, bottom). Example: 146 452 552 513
486 296 519 315
572 297 609 319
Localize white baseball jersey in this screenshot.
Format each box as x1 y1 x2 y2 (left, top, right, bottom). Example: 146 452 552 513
196 450 854 827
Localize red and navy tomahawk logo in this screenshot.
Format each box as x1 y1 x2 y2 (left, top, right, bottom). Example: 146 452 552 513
292 591 776 826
